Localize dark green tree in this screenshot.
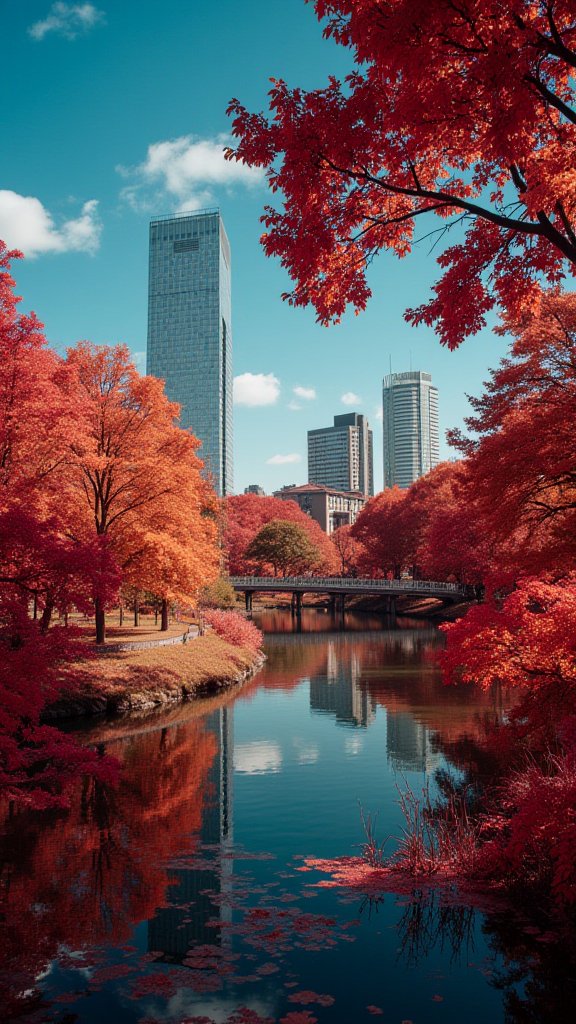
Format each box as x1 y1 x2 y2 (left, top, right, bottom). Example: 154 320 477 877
245 519 322 577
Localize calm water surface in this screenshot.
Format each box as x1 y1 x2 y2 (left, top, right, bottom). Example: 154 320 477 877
1 610 574 1023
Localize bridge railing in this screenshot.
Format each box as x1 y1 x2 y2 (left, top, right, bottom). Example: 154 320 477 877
229 576 464 594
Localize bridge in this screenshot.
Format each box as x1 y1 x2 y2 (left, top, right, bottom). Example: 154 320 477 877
230 576 465 615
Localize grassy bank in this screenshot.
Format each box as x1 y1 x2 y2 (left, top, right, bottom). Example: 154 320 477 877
44 633 264 719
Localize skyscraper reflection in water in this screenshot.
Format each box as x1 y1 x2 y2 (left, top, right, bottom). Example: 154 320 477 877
385 711 443 774
147 706 234 959
308 633 443 772
309 641 376 728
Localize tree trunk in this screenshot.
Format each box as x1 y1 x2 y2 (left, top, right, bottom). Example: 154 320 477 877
95 598 106 645
134 593 139 627
119 601 123 626
154 606 158 626
161 598 169 631
40 595 54 633
32 592 38 620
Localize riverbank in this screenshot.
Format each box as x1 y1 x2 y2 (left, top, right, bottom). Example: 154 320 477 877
43 633 264 719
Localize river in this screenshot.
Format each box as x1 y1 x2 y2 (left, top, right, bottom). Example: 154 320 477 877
1 610 574 1023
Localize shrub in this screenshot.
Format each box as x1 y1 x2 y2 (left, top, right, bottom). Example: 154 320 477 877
203 609 263 653
199 577 237 609
479 751 576 905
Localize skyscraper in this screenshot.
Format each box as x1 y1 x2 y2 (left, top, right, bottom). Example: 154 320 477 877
147 208 233 497
382 371 439 489
308 413 373 496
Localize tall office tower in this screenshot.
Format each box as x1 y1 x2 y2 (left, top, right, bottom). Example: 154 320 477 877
147 208 233 497
382 371 439 489
308 413 374 496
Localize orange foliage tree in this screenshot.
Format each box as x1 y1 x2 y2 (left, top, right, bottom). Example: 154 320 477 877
228 1 576 348
65 342 219 640
0 244 119 808
224 493 337 574
330 524 364 575
0 244 115 626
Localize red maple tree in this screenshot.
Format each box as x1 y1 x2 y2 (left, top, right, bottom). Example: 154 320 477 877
224 493 337 574
449 288 576 578
228 1 576 347
0 243 119 808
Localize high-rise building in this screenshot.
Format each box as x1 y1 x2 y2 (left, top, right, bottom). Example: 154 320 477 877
308 413 373 496
147 208 233 497
382 371 439 489
244 484 265 496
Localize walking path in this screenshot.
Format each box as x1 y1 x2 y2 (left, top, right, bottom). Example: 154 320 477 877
82 622 201 654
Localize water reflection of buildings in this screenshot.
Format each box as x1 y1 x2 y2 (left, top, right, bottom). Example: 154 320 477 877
385 711 443 774
147 706 233 960
309 641 376 728
307 634 444 771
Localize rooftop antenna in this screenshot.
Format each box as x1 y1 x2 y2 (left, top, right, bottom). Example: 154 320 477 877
389 354 392 376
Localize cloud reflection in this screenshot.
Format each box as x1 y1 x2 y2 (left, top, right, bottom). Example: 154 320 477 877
234 740 283 775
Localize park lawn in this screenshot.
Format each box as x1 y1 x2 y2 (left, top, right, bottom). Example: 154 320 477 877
45 633 261 719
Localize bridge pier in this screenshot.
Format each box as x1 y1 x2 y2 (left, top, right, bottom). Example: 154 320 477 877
245 591 254 613
291 591 303 617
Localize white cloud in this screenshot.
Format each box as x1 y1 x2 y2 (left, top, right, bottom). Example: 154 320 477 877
131 351 146 374
234 372 280 407
0 191 101 257
293 738 319 765
234 741 282 775
293 385 316 400
118 134 264 213
29 3 105 41
288 400 301 411
374 404 383 420
345 735 364 756
266 453 302 465
341 391 360 406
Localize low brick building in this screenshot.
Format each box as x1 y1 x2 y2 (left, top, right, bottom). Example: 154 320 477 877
273 483 367 535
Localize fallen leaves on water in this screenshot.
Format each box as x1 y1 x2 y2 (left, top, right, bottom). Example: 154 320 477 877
288 990 335 1006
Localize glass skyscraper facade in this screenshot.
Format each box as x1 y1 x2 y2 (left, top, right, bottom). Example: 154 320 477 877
308 413 374 496
382 371 439 489
147 208 233 496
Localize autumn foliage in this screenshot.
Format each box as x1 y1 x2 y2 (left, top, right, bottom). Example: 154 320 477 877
228 1 576 348
335 289 576 906
0 242 219 807
0 715 218 1017
224 493 337 575
204 609 264 653
65 341 218 641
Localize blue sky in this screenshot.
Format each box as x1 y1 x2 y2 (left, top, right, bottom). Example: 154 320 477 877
1 1 510 493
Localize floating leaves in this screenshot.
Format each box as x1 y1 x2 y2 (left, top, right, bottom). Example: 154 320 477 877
287 991 335 1006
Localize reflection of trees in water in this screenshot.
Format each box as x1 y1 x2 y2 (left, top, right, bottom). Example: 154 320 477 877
483 915 576 1024
358 890 575 1023
395 894 477 969
251 628 441 698
0 713 220 1017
